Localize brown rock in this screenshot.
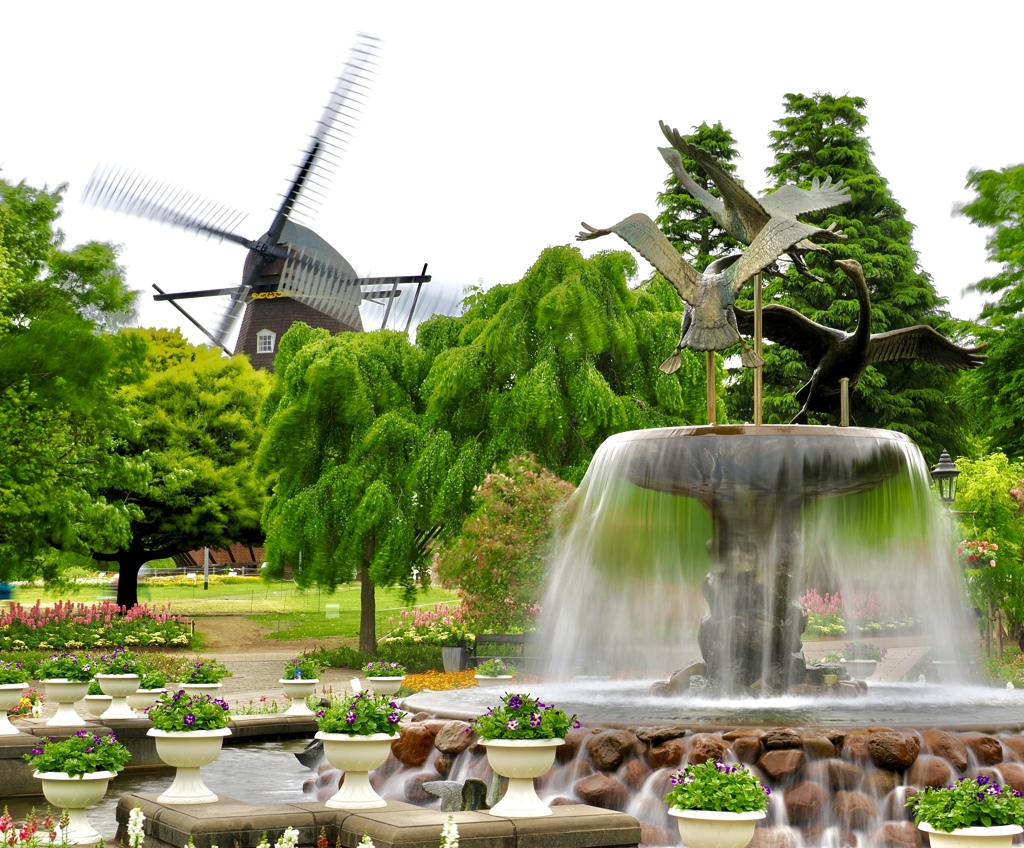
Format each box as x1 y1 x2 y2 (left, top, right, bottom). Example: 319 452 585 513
825 758 864 791
586 730 636 771
801 824 856 848
907 754 953 789
689 733 730 765
802 734 836 759
723 728 765 741
574 772 628 810
1002 734 1024 759
734 736 763 764
759 748 805 783
404 772 441 802
964 732 1004 765
920 729 968 772
433 753 454 778
841 731 870 763
639 823 676 846
865 768 899 797
391 724 434 767
549 796 577 806
648 767 677 799
748 828 799 848
421 719 448 735
869 731 920 771
764 727 803 749
784 779 829 826
869 821 922 848
1000 762 1024 794
832 789 877 829
408 710 432 722
556 728 587 763
635 724 689 744
650 737 687 769
623 758 651 791
434 720 475 755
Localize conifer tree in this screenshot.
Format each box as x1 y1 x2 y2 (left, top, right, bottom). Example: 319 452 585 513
728 93 968 459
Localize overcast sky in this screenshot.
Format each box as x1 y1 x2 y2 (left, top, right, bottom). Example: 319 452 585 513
3 2 1021 349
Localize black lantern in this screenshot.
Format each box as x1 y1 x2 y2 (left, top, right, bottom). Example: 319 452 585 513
930 449 959 506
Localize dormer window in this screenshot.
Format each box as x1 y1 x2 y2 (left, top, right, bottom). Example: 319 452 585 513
256 329 276 354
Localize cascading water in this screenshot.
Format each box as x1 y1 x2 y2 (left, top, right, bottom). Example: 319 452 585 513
537 424 973 691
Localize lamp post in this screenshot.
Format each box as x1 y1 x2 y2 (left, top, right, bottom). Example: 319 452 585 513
930 449 960 508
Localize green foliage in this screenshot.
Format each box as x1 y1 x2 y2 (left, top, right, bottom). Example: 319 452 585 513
179 658 231 683
0 660 28 684
375 643 443 674
663 759 770 813
378 603 471 647
37 653 97 681
907 776 1024 831
363 661 405 677
23 730 131 777
148 690 231 731
316 691 406 736
470 691 576 740
476 658 515 676
284 655 324 680
94 648 142 675
436 455 575 632
726 93 969 457
310 644 373 670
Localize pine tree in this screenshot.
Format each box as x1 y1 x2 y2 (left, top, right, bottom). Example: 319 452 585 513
728 93 969 460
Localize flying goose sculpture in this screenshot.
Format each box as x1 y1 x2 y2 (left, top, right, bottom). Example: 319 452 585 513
733 258 987 423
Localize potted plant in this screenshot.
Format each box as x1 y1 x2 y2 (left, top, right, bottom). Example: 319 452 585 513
177 658 232 695
94 648 142 719
127 668 168 717
907 775 1024 846
475 658 515 688
471 691 578 818
83 680 112 718
23 729 131 844
37 653 96 727
146 690 232 804
841 641 886 680
280 656 324 717
362 661 406 696
0 659 29 735
314 691 406 809
663 759 770 848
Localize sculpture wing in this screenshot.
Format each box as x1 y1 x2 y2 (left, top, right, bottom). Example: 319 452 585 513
866 326 988 368
761 176 851 218
660 121 769 238
734 304 839 368
577 213 700 304
727 218 841 293
658 147 727 227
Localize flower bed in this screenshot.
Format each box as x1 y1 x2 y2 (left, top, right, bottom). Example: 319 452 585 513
0 601 191 652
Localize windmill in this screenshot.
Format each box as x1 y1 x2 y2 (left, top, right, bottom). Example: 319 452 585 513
84 33 433 370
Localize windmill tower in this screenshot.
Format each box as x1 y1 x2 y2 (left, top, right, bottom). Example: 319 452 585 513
85 33 431 371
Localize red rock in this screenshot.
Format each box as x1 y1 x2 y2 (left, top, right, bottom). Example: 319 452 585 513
391 724 434 767
1000 762 1024 794
864 768 899 797
841 731 870 763
907 754 953 789
556 727 587 763
735 736 763 764
832 789 877 829
639 823 676 846
869 821 922 847
801 824 856 847
784 779 829 826
433 753 454 778
825 758 864 790
586 730 636 771
964 732 1004 765
749 826 799 848
574 772 628 810
869 731 920 771
650 738 687 769
802 734 836 759
623 757 651 791
689 733 730 765
759 748 804 783
1002 734 1024 759
764 728 803 749
920 729 968 772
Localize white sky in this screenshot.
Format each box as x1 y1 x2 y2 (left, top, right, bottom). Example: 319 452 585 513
3 1 1021 349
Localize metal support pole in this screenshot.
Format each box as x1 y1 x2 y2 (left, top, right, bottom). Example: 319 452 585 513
839 377 850 427
706 351 716 425
203 547 210 591
754 272 763 426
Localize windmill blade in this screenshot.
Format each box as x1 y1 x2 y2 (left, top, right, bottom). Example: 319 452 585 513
278 246 364 327
152 285 230 352
83 165 253 248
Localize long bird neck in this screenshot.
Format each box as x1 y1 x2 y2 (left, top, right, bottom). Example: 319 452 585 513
851 268 872 342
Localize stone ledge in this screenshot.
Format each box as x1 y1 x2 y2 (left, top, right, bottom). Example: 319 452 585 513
115 795 641 848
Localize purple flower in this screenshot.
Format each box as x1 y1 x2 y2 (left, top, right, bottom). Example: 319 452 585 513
85 746 95 754
31 747 43 756
388 712 401 724
529 713 542 727
508 695 523 710
572 719 581 729
76 729 91 738
346 710 357 725
183 713 195 727
978 775 991 786
316 710 326 718
506 719 519 731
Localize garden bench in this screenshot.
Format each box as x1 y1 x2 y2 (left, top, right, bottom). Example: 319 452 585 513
470 633 538 669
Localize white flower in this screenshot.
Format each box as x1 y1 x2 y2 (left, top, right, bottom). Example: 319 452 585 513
1008 681 1016 689
360 832 376 848
275 827 300 848
440 815 459 848
128 806 146 848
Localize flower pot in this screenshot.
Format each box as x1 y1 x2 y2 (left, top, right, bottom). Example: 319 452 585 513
177 682 223 697
315 730 395 809
96 674 141 720
842 659 877 680
127 688 167 717
668 808 766 848
482 738 564 818
475 674 513 689
919 823 1024 847
43 679 90 726
366 676 405 696
280 678 318 716
83 695 112 718
0 682 28 735
147 727 232 804
35 770 114 845
442 646 469 672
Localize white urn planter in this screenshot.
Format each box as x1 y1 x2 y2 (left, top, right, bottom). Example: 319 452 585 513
96 674 140 720
482 738 563 818
315 731 395 809
147 727 231 804
842 659 878 680
83 695 112 718
35 770 115 845
280 678 318 716
177 682 223 698
667 809 766 848
127 688 167 717
43 679 90 726
366 676 404 696
475 674 513 689
0 682 29 735
919 823 1024 847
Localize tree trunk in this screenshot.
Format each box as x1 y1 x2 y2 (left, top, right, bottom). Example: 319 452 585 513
359 534 377 655
113 556 145 609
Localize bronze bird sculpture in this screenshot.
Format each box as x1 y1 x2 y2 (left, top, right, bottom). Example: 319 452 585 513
733 258 987 423
659 120 850 280
577 211 845 372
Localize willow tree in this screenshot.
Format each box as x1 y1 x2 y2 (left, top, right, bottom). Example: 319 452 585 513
419 245 707 484
258 327 474 653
